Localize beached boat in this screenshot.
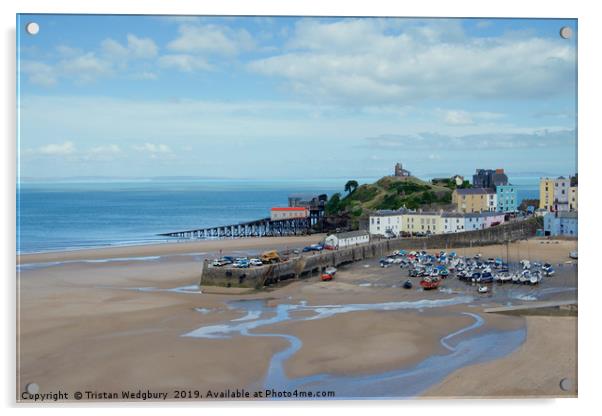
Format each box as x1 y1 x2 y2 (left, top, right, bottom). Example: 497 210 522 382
420 276 441 290
542 263 555 276
324 266 337 276
402 279 413 289
569 251 578 259
477 285 489 294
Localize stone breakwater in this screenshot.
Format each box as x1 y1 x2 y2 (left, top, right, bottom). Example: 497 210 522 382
200 217 542 288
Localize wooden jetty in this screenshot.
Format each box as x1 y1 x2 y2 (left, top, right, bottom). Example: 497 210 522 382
158 217 311 239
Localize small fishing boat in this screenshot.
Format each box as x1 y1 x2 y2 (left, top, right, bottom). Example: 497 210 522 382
569 251 578 259
325 266 337 276
479 272 494 283
542 263 555 276
321 273 333 281
498 273 513 283
403 279 413 289
512 273 520 283
478 285 489 294
519 271 530 284
420 276 441 290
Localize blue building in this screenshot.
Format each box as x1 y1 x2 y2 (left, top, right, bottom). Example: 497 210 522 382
496 185 518 212
544 211 578 237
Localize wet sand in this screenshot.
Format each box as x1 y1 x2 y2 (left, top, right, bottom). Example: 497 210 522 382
18 234 327 264
17 238 577 400
425 316 578 398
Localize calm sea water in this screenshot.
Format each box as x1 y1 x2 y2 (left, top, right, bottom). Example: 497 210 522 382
16 177 539 254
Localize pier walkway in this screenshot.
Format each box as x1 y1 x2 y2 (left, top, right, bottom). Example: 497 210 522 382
158 217 311 239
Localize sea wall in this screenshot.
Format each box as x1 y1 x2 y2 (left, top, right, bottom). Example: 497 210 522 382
200 217 542 288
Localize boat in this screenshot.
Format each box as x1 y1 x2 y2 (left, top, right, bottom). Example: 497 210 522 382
321 273 334 281
542 263 555 276
498 273 513 283
569 251 578 259
512 273 520 283
403 279 413 289
479 272 494 283
477 285 489 294
324 266 337 276
420 276 441 290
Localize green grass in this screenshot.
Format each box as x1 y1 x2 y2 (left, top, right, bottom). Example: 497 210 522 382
330 175 453 214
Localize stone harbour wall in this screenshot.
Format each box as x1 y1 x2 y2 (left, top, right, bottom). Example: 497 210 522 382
200 217 542 288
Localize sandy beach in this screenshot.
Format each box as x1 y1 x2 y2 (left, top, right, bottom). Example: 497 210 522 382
17 237 577 401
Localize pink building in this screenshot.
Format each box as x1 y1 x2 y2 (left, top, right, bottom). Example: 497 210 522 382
481 212 505 228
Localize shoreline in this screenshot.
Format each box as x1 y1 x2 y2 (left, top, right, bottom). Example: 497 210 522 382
17 234 327 265
17 233 578 266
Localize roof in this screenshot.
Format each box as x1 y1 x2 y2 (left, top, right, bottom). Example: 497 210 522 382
455 187 495 195
405 211 441 216
331 230 370 239
441 212 465 218
370 209 406 217
271 207 308 211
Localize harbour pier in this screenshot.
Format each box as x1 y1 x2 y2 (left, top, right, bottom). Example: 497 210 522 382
158 217 311 239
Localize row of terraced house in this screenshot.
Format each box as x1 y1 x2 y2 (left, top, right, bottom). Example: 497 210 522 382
369 209 506 237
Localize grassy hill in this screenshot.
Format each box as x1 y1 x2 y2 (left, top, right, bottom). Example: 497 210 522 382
326 175 454 220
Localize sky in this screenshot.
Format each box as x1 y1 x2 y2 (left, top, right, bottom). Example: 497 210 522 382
17 15 577 180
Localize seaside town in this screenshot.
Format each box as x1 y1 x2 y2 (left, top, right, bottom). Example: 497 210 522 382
16 15 579 403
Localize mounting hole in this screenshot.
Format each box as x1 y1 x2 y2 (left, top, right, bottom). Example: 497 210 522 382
559 26 572 39
559 377 573 391
25 22 40 36
26 383 39 394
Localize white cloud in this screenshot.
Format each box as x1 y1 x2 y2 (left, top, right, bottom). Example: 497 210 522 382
132 71 158 80
20 61 57 87
132 143 172 154
444 110 474 125
158 54 213 72
442 109 505 126
90 144 121 154
363 129 576 151
167 23 255 56
126 34 158 59
248 19 575 106
38 141 76 156
60 53 113 84
102 34 158 60
22 33 160 87
101 38 129 59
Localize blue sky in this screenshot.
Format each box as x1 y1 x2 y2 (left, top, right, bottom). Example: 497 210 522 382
17 15 577 180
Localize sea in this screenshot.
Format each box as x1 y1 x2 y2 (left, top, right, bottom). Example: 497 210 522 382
16 177 540 254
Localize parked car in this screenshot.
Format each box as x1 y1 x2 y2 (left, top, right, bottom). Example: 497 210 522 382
249 258 263 266
233 259 250 268
302 244 324 252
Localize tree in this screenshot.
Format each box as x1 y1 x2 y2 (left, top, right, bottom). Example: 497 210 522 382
344 180 359 195
325 193 342 215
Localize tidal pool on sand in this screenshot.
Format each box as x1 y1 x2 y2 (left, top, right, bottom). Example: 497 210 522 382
183 297 526 399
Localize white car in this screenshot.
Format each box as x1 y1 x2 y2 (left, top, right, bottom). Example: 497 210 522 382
249 258 263 266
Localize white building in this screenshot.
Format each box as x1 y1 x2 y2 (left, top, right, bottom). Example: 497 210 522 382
439 213 466 233
324 230 370 249
486 193 497 212
553 177 570 212
368 210 404 237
